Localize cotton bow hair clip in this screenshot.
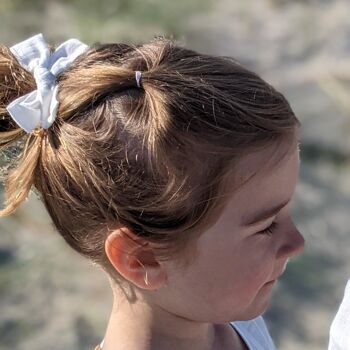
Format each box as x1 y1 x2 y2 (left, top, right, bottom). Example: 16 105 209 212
6 33 89 133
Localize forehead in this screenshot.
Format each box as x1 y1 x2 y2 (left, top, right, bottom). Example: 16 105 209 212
221 137 300 223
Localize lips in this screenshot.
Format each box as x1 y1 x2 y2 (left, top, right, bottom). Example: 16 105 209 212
267 259 290 284
265 274 281 284
282 258 289 273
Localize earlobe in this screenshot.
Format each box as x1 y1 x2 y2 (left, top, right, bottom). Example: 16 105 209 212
104 227 168 290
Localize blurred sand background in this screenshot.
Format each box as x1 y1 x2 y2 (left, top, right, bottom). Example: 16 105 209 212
1 0 350 349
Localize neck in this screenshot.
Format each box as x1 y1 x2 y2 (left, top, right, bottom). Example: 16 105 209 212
101 288 242 350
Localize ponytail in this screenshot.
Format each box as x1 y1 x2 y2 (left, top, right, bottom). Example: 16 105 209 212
0 44 41 216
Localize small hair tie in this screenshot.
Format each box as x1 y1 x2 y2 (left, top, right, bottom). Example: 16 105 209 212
31 126 48 138
135 71 142 88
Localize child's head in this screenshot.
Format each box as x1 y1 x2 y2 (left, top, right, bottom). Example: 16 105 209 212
0 35 304 322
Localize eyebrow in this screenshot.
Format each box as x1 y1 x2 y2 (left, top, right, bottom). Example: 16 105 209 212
242 199 291 227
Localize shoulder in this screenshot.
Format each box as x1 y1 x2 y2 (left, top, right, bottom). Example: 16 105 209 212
329 279 350 349
231 316 277 350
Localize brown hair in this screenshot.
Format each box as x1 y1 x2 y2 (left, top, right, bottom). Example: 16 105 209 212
0 36 299 278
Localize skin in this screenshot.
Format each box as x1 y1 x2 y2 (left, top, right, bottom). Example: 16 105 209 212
103 133 305 350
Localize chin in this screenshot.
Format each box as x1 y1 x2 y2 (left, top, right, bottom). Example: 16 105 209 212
234 295 271 321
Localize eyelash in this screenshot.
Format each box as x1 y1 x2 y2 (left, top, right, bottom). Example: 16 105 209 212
258 222 278 236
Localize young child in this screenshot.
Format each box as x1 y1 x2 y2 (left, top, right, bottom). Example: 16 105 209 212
0 33 305 350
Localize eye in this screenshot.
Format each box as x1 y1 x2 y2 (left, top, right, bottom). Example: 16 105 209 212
258 222 278 236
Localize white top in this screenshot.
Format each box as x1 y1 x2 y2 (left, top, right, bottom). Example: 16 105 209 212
329 279 350 350
99 316 276 349
231 316 277 349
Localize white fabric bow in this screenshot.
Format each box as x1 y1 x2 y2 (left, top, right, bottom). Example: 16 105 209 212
6 33 88 133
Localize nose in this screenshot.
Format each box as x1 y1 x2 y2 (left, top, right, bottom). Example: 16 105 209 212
276 223 305 259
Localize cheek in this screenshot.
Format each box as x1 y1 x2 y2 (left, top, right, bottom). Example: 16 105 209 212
199 248 276 321
158 239 277 322
207 239 275 300
226 239 277 295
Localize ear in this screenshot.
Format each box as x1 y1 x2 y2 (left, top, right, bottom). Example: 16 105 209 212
105 227 168 290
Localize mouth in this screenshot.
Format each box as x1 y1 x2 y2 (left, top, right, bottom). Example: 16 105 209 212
267 273 283 284
266 259 290 284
